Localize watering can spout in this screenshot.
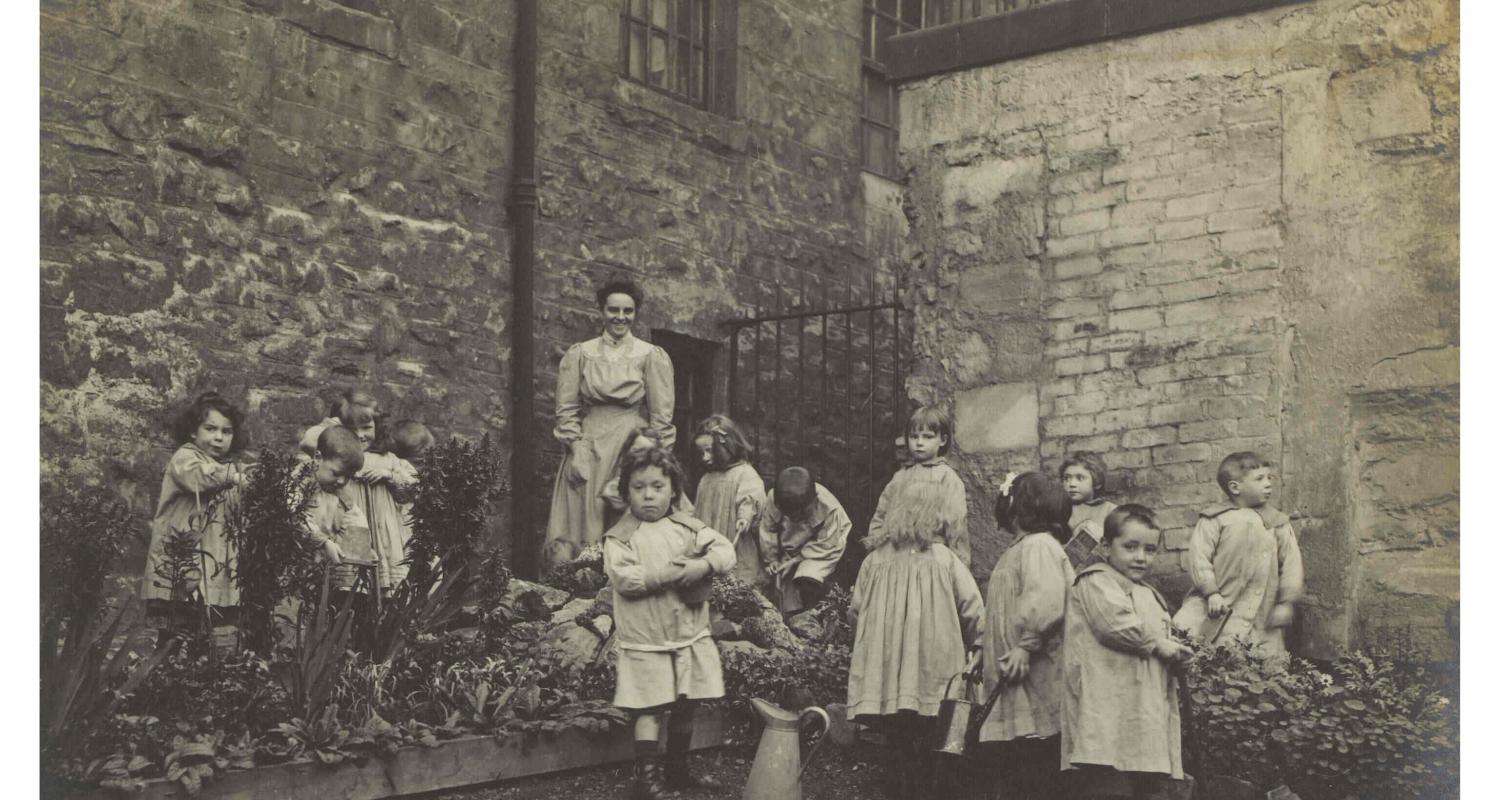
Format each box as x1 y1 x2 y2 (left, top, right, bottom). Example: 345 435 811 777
742 698 830 800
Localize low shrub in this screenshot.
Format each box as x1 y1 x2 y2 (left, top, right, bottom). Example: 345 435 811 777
1184 642 1457 800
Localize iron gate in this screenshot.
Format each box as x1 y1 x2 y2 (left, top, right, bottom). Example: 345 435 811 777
725 301 910 584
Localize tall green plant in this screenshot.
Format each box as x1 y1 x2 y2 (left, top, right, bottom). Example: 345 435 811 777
224 450 319 653
402 435 503 588
40 482 135 633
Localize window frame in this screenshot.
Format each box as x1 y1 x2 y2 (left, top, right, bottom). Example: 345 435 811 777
861 0 922 178
620 0 736 115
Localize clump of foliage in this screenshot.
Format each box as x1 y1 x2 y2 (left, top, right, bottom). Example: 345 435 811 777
720 641 852 710
1184 641 1458 800
403 435 503 588
710 574 767 622
543 544 607 597
41 482 136 631
788 583 855 647
224 449 319 653
41 483 174 780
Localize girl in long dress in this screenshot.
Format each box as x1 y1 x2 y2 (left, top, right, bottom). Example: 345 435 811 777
690 415 767 589
545 278 676 566
978 471 1075 800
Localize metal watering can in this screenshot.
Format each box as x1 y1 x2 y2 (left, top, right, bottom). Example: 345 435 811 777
933 659 1000 758
743 697 830 800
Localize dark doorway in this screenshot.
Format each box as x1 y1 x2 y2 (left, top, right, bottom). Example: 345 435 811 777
651 329 719 496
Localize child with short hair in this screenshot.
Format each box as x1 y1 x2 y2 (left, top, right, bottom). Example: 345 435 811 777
847 457 984 800
868 406 970 566
691 415 768 589
758 466 852 614
603 447 735 800
299 389 380 455
302 425 370 586
1062 505 1191 799
142 392 251 626
1060 452 1117 568
1173 452 1304 656
978 471 1075 800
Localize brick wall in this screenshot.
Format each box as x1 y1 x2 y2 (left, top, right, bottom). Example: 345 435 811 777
897 0 1458 659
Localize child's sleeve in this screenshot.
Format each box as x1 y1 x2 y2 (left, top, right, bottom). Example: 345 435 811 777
694 526 737 576
866 477 894 545
1015 541 1071 652
1274 522 1304 605
941 469 970 567
388 458 419 505
732 470 767 540
1185 515 1224 596
603 538 666 599
794 501 852 582
167 447 236 494
356 452 396 483
758 495 783 566
644 345 677 448
553 345 584 445
1075 574 1161 657
951 554 985 650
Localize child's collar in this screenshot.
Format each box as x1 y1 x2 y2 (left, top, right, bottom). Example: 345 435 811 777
1200 501 1290 527
1075 561 1168 605
1079 496 1109 507
604 510 700 543
913 456 947 468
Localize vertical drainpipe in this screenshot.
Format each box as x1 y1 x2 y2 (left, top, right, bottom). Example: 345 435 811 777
510 0 539 578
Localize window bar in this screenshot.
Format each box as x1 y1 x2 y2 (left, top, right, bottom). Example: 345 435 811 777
893 303 902 435
867 307 877 530
796 292 806 465
728 325 740 420
752 317 761 456
821 311 830 496
773 317 783 474
845 310 854 515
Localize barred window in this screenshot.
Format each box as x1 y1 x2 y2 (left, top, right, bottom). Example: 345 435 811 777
861 0 921 177
623 0 733 112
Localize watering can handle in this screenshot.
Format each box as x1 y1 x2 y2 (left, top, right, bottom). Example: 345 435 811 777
797 706 831 779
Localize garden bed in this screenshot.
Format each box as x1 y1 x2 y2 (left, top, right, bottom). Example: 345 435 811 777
70 707 727 800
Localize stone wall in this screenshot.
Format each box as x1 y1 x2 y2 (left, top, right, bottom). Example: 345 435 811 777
42 0 517 543
897 0 1458 659
523 0 890 525
40 1 889 570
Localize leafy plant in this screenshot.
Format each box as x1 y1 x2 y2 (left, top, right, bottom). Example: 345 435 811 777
274 704 353 765
1184 641 1458 800
42 599 176 763
403 435 503 588
224 450 319 654
40 481 138 677
720 641 852 710
292 574 358 720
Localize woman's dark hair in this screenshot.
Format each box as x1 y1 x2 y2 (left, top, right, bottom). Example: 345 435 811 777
995 471 1072 544
906 405 953 456
1059 451 1108 497
596 277 644 311
696 414 754 468
170 391 249 455
1102 504 1160 545
618 445 687 503
329 388 380 428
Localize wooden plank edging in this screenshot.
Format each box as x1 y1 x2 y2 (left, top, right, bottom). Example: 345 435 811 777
71 707 728 800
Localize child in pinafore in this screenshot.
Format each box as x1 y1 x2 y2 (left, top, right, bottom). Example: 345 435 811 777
978 471 1075 800
868 406 971 566
1062 505 1192 799
846 420 984 800
362 419 433 588
603 447 735 800
142 392 251 632
300 426 370 589
691 415 768 589
1061 452 1118 568
759 467 852 614
1174 451 1304 656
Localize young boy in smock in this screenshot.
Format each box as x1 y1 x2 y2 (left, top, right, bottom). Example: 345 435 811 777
603 447 735 800
1173 451 1304 656
758 466 852 615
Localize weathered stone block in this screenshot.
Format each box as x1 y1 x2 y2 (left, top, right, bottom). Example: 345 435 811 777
1109 307 1161 332
955 382 1040 453
1332 61 1433 143
1122 425 1176 450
